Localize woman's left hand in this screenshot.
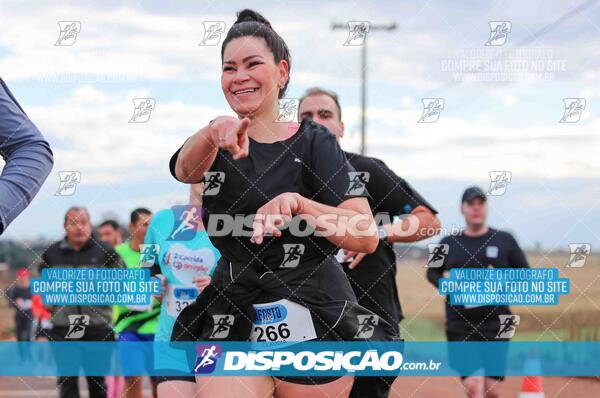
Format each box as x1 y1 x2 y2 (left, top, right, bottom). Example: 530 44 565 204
192 275 211 292
343 249 369 269
251 192 304 244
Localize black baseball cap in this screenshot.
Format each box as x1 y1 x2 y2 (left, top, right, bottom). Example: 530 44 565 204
461 186 487 203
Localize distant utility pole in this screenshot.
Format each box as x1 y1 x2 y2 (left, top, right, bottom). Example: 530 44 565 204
332 21 397 155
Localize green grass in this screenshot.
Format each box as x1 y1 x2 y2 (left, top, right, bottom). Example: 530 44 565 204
400 318 446 341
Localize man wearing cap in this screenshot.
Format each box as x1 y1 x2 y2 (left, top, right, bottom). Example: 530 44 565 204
426 186 529 398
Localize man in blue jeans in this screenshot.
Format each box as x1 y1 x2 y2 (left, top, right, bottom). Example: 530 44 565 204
0 77 53 234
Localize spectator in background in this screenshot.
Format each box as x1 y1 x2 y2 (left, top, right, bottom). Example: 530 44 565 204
31 294 52 341
426 187 529 398
0 77 54 234
31 292 53 373
98 220 123 248
7 267 33 341
113 208 159 398
97 221 126 398
39 206 124 398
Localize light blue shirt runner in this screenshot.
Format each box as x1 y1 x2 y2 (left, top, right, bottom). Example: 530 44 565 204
144 206 220 371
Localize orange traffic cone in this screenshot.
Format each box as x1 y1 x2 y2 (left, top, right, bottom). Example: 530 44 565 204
518 356 544 398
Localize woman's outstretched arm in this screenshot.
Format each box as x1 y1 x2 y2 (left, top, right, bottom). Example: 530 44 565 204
172 117 250 183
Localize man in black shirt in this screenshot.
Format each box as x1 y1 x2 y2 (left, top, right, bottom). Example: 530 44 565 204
299 87 441 398
39 206 124 398
426 187 529 398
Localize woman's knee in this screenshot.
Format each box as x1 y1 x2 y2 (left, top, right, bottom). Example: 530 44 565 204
483 377 501 398
463 375 484 398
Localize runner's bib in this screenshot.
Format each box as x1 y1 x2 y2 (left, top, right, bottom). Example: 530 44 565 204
250 299 316 345
166 284 198 317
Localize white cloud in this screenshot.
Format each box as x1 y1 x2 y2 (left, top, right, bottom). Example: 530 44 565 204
26 81 598 190
339 104 600 180
27 85 232 184
1 1 599 91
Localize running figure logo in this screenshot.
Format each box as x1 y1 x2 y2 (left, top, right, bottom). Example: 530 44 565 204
65 315 90 339
210 315 234 339
346 172 370 195
354 314 379 339
566 244 591 268
276 98 299 122
55 21 81 46
129 98 156 123
139 244 160 267
203 172 225 196
487 171 512 196
485 21 512 46
193 344 222 374
198 22 226 46
496 315 520 338
559 98 586 123
55 171 82 196
280 244 305 268
426 244 449 268
344 21 370 46
418 98 444 123
168 205 202 241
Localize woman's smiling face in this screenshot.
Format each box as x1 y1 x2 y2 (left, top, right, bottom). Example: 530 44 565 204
221 36 288 117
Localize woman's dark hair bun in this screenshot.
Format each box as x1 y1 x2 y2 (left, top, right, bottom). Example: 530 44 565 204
234 9 273 30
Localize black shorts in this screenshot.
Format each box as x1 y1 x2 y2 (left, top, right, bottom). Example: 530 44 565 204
446 327 508 381
172 257 399 343
172 257 399 385
341 260 402 333
155 374 196 385
274 375 343 385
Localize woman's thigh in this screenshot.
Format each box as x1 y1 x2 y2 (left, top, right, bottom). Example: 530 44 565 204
195 376 275 398
157 380 196 398
274 376 354 398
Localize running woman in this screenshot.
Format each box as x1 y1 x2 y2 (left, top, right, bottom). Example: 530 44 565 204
426 187 529 398
169 9 398 398
147 184 220 398
298 87 441 398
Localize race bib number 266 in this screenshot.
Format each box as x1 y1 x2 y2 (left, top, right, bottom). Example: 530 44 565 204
250 299 316 345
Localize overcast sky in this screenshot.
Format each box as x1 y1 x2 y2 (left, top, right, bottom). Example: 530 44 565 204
1 0 598 252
